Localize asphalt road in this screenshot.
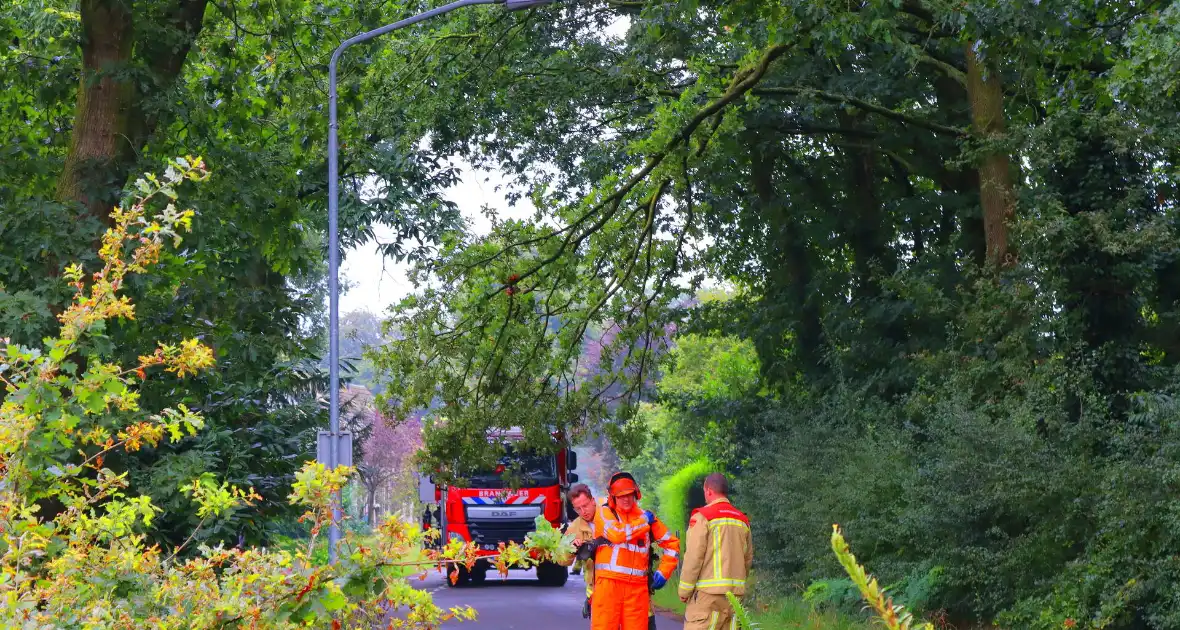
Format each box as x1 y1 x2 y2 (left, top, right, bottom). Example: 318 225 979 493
409 568 591 629
388 567 681 629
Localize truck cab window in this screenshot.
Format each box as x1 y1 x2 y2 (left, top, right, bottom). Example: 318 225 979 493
467 445 558 488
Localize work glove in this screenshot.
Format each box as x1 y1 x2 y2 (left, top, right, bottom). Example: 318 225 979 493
582 597 592 619
575 536 609 561
651 572 667 590
643 510 655 525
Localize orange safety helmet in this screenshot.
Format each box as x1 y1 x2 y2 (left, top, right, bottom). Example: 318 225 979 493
607 471 641 509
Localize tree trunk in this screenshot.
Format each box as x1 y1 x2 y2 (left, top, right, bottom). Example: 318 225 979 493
835 112 896 295
930 76 985 269
749 139 824 379
57 0 210 221
56 0 136 219
846 145 894 292
367 485 378 525
965 45 1016 268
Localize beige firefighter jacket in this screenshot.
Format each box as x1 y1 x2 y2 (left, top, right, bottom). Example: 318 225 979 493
677 498 753 598
563 514 597 597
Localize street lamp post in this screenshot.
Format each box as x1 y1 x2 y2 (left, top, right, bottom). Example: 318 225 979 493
324 0 557 563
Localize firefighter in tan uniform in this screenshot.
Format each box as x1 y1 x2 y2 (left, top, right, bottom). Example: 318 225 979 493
677 473 753 630
563 484 597 617
563 482 663 628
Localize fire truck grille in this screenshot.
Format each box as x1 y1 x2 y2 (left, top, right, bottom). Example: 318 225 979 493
467 520 536 547
463 505 544 549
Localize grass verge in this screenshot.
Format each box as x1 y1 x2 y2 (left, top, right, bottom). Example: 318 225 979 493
653 588 873 630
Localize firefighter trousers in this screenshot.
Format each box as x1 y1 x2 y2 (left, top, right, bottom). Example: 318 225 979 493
590 576 651 630
682 593 736 630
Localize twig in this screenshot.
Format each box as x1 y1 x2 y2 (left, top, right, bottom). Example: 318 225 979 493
164 515 210 564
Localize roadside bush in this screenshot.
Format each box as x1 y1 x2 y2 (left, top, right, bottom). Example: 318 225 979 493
735 339 1180 628
998 389 1180 630
0 160 568 628
656 458 713 535
737 390 915 591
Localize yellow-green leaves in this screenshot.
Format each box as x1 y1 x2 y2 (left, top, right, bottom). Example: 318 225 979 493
0 158 495 628
182 473 262 520
831 525 933 630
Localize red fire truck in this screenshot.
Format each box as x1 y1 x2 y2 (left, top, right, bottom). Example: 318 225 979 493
420 427 579 587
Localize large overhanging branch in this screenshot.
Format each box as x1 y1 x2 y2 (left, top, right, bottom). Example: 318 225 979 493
753 87 967 137
376 43 802 456
481 45 793 413
458 42 794 291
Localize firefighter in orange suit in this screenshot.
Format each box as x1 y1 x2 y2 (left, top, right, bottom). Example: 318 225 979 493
677 473 753 630
589 472 680 630
566 483 661 627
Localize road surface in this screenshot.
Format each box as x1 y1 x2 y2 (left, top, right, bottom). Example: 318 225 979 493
401 568 586 629
398 568 678 629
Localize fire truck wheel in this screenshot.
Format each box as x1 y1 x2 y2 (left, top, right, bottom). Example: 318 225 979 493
536 561 569 587
470 566 488 584
446 565 470 588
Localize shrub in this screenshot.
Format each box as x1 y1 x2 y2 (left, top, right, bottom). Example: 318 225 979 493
802 577 862 612
733 332 1180 628
0 159 569 628
656 457 713 535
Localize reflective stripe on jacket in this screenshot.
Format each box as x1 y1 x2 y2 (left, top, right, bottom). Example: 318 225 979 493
677 498 753 598
592 504 681 584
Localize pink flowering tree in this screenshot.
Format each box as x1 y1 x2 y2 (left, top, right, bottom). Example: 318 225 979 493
356 409 423 525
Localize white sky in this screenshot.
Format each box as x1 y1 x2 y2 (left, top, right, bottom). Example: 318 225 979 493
338 162 534 316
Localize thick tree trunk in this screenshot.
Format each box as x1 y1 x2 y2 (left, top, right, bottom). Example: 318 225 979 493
749 139 824 379
847 147 895 292
931 76 985 268
57 0 209 221
965 45 1016 268
835 112 895 295
56 0 136 219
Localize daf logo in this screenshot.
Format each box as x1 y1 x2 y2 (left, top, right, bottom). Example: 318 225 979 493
490 510 519 518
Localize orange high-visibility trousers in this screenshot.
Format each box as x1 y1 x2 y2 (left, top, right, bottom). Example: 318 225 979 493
590 576 650 630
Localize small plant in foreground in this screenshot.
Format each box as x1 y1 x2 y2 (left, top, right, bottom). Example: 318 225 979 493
726 592 762 630
831 524 933 630
0 158 566 629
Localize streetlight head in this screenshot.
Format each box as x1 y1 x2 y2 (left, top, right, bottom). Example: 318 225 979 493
503 0 558 9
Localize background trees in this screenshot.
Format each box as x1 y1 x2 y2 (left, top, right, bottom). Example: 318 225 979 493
362 1 1180 627
5 0 1180 627
1 0 461 549
341 385 424 526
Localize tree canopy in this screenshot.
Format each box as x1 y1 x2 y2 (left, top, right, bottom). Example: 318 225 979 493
357 1 1180 626
367 0 1179 461
0 0 471 547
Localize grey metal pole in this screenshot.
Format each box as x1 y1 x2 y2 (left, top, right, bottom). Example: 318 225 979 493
327 0 547 564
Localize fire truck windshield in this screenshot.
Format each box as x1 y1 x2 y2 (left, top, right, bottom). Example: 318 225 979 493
467 445 557 488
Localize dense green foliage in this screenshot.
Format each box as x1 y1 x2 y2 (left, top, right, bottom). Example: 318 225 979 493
359 0 1180 628
5 0 1180 627
1 0 466 549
